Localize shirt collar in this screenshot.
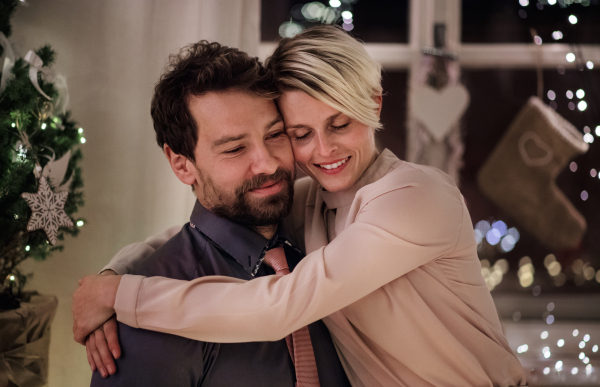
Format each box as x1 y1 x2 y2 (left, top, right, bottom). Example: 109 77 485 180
320 149 400 210
189 201 295 276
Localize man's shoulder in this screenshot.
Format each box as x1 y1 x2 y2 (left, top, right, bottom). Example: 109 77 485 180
132 224 207 280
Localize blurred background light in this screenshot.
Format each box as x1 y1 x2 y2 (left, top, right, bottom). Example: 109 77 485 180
278 21 304 38
486 228 502 245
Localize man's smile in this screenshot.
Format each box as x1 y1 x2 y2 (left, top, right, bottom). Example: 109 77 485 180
247 180 283 197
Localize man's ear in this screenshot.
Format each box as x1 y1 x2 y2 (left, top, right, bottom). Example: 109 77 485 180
164 144 196 185
374 95 383 118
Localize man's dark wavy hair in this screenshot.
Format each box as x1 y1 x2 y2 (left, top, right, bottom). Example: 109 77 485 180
151 41 279 161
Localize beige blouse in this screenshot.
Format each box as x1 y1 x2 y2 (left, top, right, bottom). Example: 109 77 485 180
108 149 526 387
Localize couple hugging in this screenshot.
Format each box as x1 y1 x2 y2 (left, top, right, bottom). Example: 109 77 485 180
72 26 526 387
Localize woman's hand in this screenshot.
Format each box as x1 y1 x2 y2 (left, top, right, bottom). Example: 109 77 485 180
72 273 122 344
86 316 120 377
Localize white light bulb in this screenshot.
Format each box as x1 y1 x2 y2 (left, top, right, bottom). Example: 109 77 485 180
569 15 578 24
566 53 576 63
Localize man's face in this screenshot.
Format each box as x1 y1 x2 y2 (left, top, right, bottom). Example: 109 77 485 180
188 90 295 226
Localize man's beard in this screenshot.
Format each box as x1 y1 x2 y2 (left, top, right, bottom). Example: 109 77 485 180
199 167 295 227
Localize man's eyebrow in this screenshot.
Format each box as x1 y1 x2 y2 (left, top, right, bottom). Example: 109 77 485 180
285 112 343 130
265 115 283 130
212 134 248 148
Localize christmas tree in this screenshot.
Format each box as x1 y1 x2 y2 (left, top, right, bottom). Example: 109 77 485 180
0 0 84 309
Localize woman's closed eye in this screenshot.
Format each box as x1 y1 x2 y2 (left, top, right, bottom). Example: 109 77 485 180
331 122 350 131
292 131 312 142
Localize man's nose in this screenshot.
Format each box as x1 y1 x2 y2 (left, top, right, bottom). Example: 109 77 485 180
249 145 279 176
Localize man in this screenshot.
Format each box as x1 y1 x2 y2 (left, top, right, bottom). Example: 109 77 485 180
83 41 349 386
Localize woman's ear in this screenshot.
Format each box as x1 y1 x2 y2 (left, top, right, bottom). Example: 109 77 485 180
164 144 196 186
374 95 383 118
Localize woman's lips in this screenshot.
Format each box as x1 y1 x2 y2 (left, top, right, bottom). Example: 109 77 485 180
314 157 350 174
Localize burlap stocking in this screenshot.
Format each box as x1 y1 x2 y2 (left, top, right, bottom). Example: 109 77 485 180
477 96 588 252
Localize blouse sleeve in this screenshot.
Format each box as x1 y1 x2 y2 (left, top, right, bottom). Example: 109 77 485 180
101 226 180 275
115 171 465 342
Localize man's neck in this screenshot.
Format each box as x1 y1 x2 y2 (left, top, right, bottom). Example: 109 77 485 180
253 224 278 240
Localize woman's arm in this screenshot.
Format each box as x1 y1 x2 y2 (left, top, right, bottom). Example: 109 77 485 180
113 177 464 342
102 226 179 274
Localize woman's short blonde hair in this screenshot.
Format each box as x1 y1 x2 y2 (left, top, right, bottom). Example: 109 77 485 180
266 25 383 130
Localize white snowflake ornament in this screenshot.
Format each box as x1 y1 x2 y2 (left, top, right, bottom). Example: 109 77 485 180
21 177 73 245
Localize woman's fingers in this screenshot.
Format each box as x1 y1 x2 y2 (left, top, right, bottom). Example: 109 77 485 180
94 327 117 376
87 333 108 378
103 317 121 359
85 336 97 372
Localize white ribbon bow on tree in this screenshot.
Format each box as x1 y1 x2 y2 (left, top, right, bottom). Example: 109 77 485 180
0 31 15 94
1 33 68 109
24 50 52 100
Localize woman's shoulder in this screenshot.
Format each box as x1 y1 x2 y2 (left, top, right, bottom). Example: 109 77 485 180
350 162 466 247
356 160 461 207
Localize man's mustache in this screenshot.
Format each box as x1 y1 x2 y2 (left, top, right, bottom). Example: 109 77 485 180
236 168 294 196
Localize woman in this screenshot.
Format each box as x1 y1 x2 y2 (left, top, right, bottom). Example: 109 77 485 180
75 26 526 386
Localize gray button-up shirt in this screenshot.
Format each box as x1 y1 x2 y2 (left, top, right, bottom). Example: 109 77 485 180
90 201 350 387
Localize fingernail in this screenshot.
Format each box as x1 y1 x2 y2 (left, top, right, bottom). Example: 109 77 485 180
107 365 114 374
112 350 118 358
90 364 95 372
100 368 107 377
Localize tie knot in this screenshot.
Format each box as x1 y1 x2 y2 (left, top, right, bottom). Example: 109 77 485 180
263 247 290 276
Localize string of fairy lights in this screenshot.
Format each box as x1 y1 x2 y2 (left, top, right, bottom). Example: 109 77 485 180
278 0 358 38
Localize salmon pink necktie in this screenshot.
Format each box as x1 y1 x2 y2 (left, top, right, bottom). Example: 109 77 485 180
263 247 321 387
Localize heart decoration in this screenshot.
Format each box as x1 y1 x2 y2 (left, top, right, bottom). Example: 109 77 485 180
518 131 554 167
410 85 470 142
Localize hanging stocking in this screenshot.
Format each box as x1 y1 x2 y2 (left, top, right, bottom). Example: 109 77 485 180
477 96 588 252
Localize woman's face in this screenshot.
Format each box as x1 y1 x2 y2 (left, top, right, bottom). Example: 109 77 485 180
279 90 381 193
